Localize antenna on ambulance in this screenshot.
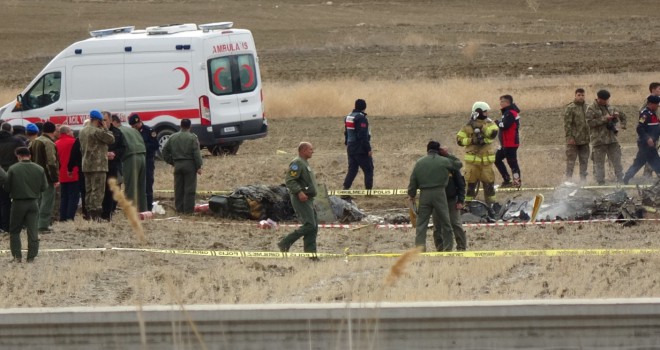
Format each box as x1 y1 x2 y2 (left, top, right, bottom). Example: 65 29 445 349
89 26 134 38
198 22 234 33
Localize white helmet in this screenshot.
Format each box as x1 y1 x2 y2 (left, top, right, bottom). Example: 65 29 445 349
471 101 491 113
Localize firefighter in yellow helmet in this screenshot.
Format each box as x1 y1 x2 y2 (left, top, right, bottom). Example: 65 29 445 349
456 102 499 204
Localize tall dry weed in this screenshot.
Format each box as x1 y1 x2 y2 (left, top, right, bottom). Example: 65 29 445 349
108 178 146 244
264 72 652 118
385 247 421 287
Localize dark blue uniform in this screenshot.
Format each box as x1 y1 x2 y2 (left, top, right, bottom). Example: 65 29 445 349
137 124 158 210
623 107 660 184
342 110 374 190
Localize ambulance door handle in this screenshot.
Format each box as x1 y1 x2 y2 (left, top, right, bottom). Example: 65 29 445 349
55 108 63 111
240 99 248 103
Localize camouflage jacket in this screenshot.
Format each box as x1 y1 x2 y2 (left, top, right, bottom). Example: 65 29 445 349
564 100 590 145
79 124 115 172
586 100 627 146
29 134 59 183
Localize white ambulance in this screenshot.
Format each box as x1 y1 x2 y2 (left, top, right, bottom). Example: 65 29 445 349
0 22 267 155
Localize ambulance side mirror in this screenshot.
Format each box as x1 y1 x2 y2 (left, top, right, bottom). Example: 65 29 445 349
12 94 24 112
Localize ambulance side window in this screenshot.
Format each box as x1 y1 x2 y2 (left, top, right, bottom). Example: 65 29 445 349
208 54 257 96
24 72 61 110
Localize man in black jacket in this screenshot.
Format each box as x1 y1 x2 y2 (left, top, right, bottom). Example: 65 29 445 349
433 146 467 251
101 112 125 220
0 123 26 232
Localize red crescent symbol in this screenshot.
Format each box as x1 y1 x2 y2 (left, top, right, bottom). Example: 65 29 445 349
213 67 227 91
241 64 254 88
174 67 190 90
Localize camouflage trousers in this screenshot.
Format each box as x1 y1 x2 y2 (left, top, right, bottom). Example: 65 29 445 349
566 143 590 180
84 171 107 212
591 143 623 184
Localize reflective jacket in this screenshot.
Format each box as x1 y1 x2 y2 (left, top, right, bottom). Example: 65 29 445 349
456 117 499 164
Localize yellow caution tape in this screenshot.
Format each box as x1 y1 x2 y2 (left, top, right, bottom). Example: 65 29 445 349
3 248 660 259
154 184 648 197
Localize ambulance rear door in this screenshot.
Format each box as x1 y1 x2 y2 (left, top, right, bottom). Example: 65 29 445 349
229 32 262 125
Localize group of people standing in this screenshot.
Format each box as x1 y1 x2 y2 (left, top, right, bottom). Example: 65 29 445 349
281 84 660 254
1 107 205 263
563 83 660 185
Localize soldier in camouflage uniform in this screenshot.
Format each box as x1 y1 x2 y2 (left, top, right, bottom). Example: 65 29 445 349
407 141 463 252
79 110 115 220
587 90 626 185
29 121 59 232
0 147 47 263
564 88 590 181
161 119 203 213
278 142 319 254
642 82 660 178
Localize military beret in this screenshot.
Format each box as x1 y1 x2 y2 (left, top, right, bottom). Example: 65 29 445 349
43 121 56 133
89 109 103 120
597 90 610 100
26 123 39 134
128 114 141 125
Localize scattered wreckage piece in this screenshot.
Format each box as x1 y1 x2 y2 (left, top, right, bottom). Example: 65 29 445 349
207 184 365 223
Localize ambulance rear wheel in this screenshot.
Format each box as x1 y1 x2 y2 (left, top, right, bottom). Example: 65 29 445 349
156 128 176 159
209 143 241 156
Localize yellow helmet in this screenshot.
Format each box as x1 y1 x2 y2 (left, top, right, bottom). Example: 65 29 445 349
471 101 491 113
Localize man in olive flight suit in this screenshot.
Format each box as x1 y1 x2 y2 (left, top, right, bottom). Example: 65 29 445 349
162 119 203 213
278 142 319 254
408 140 463 252
0 147 48 263
112 115 148 212
433 146 467 251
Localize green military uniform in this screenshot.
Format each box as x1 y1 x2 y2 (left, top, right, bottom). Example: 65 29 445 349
162 129 203 213
278 156 319 253
79 124 115 216
586 100 626 184
118 126 147 212
0 160 47 261
29 134 59 230
433 167 467 251
408 150 462 252
564 99 590 180
456 117 499 203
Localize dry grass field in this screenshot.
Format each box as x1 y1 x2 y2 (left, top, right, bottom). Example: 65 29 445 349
1 0 660 308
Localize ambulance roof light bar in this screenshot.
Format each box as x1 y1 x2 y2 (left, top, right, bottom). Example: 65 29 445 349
146 23 198 35
90 26 135 38
198 22 234 33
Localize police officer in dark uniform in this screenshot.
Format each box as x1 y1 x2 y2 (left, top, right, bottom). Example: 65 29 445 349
623 95 660 184
342 99 374 191
278 142 319 254
129 114 158 211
